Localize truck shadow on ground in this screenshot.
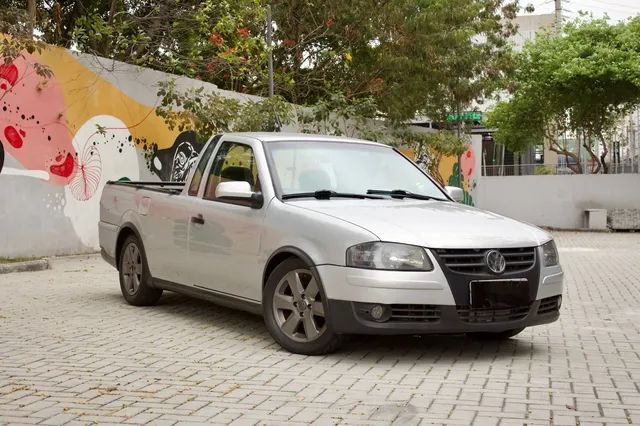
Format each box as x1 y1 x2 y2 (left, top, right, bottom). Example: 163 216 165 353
110 290 547 360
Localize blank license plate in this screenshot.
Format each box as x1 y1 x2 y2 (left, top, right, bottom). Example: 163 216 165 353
470 280 529 308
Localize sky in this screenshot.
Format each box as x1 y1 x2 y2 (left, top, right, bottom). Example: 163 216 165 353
523 0 640 22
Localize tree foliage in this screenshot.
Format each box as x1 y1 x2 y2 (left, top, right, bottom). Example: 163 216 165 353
4 0 521 122
0 8 53 102
271 0 519 122
1 0 270 93
487 17 640 173
372 0 519 122
156 79 293 145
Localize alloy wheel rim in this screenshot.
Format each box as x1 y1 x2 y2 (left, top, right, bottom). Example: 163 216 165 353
122 243 142 295
272 269 326 343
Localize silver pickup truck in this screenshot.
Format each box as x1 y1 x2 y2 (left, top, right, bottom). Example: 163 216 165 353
99 132 563 355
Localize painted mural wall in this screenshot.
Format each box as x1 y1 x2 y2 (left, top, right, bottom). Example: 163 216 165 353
0 46 224 256
400 143 478 206
0 45 477 257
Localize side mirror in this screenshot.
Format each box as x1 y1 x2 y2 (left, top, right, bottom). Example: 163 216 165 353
444 186 464 203
215 181 263 209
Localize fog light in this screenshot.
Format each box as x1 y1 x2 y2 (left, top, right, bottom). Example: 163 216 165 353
370 304 390 322
370 305 384 319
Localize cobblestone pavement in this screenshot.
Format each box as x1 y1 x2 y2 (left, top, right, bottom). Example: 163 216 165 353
1 232 640 426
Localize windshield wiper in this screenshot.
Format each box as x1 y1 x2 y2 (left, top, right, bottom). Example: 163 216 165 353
282 190 384 200
366 189 446 201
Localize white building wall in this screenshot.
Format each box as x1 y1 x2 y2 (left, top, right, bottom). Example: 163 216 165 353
475 174 640 229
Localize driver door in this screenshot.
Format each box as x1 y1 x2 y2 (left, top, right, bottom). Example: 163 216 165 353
187 139 266 302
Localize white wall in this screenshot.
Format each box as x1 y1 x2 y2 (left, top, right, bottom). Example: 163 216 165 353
475 174 640 229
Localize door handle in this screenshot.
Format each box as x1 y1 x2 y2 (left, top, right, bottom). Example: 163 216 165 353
191 214 205 225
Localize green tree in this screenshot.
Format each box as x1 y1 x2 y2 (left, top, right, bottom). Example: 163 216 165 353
270 0 383 104
1 0 270 93
374 0 519 122
0 7 52 100
271 0 519 121
72 0 270 94
155 79 293 144
487 17 640 173
3 0 520 125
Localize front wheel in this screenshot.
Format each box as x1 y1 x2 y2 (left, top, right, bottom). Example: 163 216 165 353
263 258 342 355
118 235 162 306
467 327 525 340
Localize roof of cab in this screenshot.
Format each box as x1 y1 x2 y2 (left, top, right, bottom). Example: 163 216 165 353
225 132 388 147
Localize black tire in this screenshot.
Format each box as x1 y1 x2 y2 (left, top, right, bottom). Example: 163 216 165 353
467 327 525 340
118 235 163 306
263 257 343 355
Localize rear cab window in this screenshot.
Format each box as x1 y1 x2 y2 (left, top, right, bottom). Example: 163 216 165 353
187 135 220 196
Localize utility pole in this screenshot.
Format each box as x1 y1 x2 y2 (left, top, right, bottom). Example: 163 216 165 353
266 1 274 97
555 0 562 34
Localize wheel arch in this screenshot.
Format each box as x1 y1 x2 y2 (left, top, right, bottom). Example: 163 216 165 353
262 246 317 288
115 222 145 270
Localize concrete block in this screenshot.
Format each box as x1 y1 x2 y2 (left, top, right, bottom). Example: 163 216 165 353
585 209 607 230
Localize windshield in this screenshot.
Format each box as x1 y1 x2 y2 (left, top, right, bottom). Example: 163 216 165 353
266 141 447 199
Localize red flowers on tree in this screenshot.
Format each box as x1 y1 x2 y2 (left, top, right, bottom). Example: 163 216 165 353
209 33 224 46
238 27 250 38
282 38 296 48
325 18 335 27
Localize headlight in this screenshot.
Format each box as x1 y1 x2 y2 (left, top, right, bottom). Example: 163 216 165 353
542 240 559 266
346 242 434 271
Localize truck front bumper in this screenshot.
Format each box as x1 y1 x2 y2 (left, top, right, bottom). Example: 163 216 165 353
326 296 561 335
316 262 563 335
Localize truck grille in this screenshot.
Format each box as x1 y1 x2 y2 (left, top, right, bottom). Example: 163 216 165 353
457 304 531 323
435 247 536 274
389 305 441 322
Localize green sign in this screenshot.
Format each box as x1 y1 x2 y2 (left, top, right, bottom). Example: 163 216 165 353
446 111 482 122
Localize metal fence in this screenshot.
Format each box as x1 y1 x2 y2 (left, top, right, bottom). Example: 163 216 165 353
482 162 640 176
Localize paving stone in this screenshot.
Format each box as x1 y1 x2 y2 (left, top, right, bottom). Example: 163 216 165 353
0 232 638 425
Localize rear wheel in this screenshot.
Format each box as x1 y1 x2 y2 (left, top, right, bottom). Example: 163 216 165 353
467 327 525 340
263 257 342 355
118 235 162 306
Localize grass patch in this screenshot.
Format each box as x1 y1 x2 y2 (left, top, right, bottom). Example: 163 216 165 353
0 256 43 264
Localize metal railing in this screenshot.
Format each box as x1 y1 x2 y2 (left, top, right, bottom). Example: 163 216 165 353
482 162 640 176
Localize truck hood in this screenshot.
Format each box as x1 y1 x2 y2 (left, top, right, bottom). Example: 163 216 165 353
288 199 551 249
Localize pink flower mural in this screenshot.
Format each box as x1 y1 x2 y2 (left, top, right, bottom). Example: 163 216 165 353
0 53 77 185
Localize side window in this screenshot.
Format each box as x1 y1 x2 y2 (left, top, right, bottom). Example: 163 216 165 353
187 136 219 196
204 142 260 205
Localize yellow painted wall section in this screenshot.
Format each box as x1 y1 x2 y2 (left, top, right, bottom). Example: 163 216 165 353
40 47 180 150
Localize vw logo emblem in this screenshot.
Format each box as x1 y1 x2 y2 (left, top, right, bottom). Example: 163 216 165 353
485 250 506 274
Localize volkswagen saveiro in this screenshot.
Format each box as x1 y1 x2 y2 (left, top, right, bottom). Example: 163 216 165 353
99 133 563 354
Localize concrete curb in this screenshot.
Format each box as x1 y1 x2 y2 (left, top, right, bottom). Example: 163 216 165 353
0 258 50 274
541 227 612 233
